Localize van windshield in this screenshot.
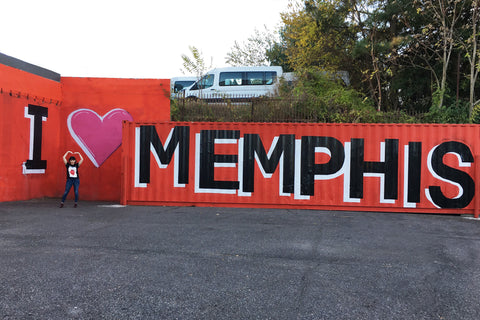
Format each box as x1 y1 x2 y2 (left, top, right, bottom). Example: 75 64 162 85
173 80 195 93
191 74 214 90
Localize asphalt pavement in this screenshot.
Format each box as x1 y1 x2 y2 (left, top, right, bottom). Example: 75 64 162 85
1 199 480 319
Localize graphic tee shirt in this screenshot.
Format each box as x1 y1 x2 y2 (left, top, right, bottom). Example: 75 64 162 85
66 163 79 179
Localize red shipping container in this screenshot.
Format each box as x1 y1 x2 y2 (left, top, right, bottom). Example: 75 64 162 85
121 121 480 215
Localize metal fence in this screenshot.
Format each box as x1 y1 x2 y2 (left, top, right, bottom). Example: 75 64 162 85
172 96 319 123
171 94 425 123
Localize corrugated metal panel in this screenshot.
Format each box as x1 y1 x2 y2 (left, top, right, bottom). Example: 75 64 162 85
122 122 480 215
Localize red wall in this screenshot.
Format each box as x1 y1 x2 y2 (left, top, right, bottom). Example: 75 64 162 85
0 59 170 202
0 63 62 201
61 77 170 201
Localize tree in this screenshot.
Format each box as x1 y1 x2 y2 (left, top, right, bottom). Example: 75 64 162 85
282 0 403 111
352 1 390 112
265 38 293 72
468 0 480 114
458 0 480 115
281 0 355 73
225 26 278 66
406 0 467 109
180 46 213 79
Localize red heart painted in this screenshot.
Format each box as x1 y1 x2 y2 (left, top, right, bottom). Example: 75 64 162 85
67 108 133 167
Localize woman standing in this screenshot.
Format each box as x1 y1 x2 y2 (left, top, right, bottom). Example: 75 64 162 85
60 151 84 208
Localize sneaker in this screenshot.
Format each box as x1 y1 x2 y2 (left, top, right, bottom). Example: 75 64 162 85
59 203 64 208
74 203 78 208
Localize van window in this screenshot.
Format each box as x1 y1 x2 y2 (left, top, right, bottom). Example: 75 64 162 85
246 72 264 85
191 74 214 90
220 72 243 86
265 72 277 85
219 71 278 86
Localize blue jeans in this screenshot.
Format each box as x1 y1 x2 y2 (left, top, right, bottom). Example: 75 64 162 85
61 178 79 203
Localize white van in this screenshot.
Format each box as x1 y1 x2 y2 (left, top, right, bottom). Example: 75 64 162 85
182 66 283 99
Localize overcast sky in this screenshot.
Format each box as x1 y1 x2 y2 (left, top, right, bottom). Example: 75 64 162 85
0 0 292 79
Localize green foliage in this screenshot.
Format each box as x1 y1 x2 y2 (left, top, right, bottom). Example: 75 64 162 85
276 69 420 123
180 46 212 78
266 41 293 72
281 0 354 73
269 0 480 122
171 99 254 122
390 67 432 113
285 70 377 122
470 103 480 124
423 99 471 124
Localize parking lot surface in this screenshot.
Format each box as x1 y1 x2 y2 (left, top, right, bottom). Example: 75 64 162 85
1 199 480 319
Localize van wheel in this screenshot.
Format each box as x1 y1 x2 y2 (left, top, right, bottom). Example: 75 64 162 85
186 96 198 102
